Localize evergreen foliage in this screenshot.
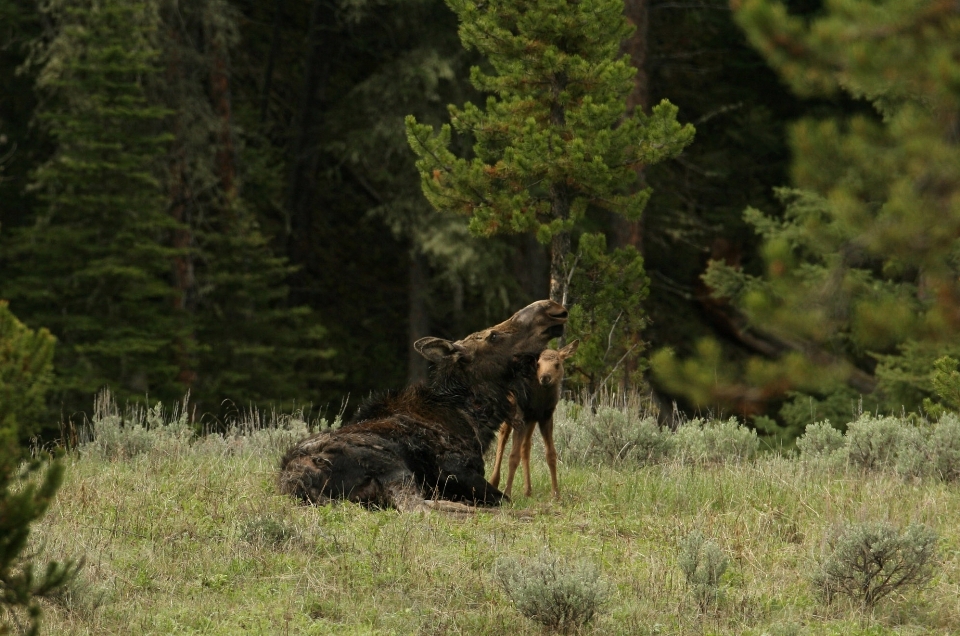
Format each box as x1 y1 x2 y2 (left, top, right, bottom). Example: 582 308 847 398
0 307 76 636
3 0 184 410
2 0 926 426
405 0 694 304
565 232 649 392
153 0 336 409
0 454 78 636
923 356 960 419
0 301 55 451
654 0 960 421
0 0 333 418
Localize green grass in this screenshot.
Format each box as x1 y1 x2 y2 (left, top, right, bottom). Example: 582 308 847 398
27 411 960 635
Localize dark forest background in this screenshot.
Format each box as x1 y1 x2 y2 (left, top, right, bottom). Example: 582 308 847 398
4 0 946 442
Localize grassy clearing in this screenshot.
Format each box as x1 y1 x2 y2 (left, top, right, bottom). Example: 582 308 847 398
27 403 960 635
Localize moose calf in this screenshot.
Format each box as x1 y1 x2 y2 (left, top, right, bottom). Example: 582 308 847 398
278 300 567 510
489 339 578 499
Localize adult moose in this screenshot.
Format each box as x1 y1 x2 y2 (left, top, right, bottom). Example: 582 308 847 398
278 300 567 510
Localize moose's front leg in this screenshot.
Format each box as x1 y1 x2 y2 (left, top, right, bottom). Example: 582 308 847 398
436 455 509 506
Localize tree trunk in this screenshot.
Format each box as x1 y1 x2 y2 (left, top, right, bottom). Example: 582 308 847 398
407 252 430 384
549 230 571 305
622 0 650 117
611 0 651 390
613 0 650 253
209 26 236 205
513 234 550 302
286 0 329 254
259 0 284 128
166 25 196 391
548 178 572 305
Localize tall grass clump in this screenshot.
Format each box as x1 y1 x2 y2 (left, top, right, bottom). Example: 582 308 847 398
78 389 320 462
813 521 939 607
678 530 728 611
80 390 193 460
494 550 608 634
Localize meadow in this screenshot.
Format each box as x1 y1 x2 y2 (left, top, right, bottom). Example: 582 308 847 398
27 395 960 635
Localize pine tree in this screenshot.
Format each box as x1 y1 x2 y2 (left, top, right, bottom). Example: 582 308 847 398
654 0 960 422
155 0 335 410
0 454 78 636
0 303 76 636
565 233 649 392
1 0 186 412
405 0 695 305
0 301 54 452
0 0 334 418
308 0 524 384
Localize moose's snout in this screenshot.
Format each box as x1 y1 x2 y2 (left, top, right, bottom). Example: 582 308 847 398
539 375 553 386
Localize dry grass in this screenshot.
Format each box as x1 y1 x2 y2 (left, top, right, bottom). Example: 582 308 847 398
25 403 960 635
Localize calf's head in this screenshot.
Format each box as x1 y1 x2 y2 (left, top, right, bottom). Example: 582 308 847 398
537 339 579 386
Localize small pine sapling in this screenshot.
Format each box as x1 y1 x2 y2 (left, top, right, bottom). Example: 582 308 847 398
0 302 78 635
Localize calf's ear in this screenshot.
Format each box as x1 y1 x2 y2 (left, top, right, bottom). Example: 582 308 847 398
559 339 579 359
414 337 471 363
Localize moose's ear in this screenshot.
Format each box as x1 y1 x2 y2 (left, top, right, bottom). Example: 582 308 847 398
559 339 579 360
414 337 471 363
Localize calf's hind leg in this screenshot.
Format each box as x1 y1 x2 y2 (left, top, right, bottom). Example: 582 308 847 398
519 423 537 497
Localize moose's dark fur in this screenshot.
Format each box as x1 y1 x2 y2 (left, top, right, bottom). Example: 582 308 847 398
278 300 567 509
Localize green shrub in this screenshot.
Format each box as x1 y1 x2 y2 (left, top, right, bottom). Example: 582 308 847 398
678 530 728 610
81 389 318 463
494 551 608 634
553 400 672 466
587 407 671 465
674 418 758 465
0 304 74 635
81 390 193 460
893 425 927 479
844 415 904 471
929 414 960 481
796 421 845 460
813 521 938 606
